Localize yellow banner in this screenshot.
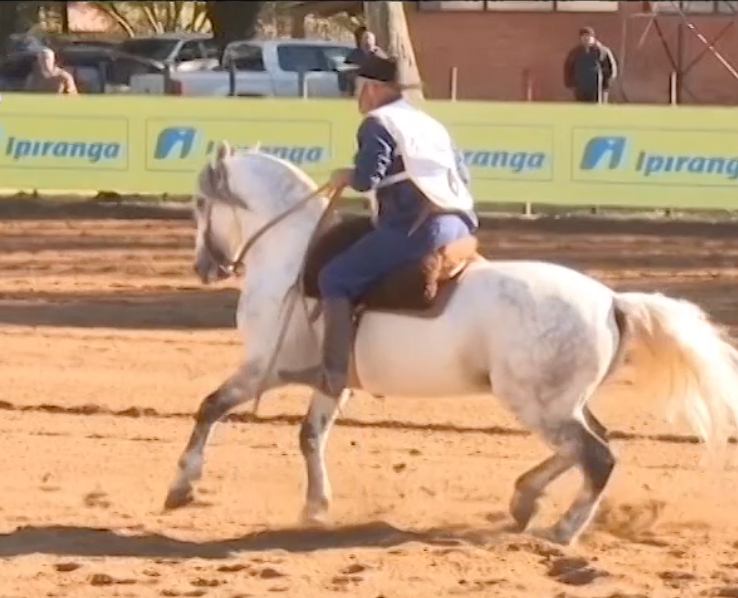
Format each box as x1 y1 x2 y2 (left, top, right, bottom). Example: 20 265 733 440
1 94 738 208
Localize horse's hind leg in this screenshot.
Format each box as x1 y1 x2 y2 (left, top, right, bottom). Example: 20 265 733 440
539 416 616 545
510 453 574 531
510 405 610 530
164 364 257 510
583 405 609 441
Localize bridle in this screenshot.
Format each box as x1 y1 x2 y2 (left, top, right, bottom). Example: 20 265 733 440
200 178 337 279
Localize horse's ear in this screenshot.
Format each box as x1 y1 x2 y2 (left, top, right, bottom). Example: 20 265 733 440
209 142 240 205
215 140 232 163
198 163 218 200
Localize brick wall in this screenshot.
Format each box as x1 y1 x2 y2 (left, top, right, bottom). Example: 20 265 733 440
405 2 738 104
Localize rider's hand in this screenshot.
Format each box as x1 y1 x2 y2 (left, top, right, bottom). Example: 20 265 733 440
329 168 354 191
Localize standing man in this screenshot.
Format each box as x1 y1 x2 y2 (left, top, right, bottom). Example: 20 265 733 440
24 47 77 94
563 27 617 103
346 28 385 66
339 27 387 97
280 54 478 398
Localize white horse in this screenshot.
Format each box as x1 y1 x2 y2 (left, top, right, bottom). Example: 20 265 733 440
164 140 738 546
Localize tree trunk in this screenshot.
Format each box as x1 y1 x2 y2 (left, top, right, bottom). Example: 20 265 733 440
364 1 424 102
0 1 21 58
206 1 264 61
59 0 70 34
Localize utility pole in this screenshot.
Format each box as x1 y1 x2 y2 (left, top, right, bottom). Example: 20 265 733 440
364 1 424 102
60 1 70 34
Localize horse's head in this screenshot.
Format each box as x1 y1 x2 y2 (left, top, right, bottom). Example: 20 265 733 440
191 139 323 285
191 140 247 284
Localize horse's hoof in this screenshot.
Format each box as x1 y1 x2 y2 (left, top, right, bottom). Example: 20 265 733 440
301 508 329 527
301 513 329 529
531 525 575 546
300 499 330 527
509 489 539 531
164 486 195 511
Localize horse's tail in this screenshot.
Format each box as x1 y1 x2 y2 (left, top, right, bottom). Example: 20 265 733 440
613 291 738 459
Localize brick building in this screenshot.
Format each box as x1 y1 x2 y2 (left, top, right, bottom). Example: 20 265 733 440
406 1 738 104
297 1 738 105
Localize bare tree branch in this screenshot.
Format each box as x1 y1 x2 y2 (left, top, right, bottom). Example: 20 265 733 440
88 1 136 37
140 3 162 33
172 1 187 30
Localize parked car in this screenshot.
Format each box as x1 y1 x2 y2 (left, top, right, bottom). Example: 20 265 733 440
0 46 168 93
116 32 219 70
59 39 119 52
129 38 355 97
4 33 50 56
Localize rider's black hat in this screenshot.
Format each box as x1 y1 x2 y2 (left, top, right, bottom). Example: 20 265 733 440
355 53 399 84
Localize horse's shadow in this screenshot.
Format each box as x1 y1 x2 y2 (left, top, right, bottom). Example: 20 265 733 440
0 518 511 559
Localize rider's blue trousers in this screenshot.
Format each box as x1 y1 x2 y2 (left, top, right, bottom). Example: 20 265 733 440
318 213 473 301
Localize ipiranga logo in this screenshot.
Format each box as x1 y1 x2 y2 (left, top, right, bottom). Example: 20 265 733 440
581 135 738 180
0 126 121 163
153 126 325 165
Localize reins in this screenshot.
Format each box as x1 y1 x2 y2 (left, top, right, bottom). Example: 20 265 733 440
224 181 336 275
208 181 343 417
250 183 343 417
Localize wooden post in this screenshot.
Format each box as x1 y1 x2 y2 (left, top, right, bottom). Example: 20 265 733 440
364 1 425 102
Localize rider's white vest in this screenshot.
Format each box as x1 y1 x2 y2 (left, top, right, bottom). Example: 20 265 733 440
364 98 474 219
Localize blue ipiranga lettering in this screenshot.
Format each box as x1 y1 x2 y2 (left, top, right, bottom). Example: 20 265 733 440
636 151 738 180
6 136 121 163
205 140 324 165
463 149 547 172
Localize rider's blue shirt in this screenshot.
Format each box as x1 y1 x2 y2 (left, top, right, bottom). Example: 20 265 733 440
317 115 478 300
350 116 479 236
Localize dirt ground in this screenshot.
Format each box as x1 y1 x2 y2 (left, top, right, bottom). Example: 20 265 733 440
1 200 738 598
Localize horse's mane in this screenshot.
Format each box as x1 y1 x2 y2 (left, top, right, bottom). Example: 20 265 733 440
195 145 320 212
241 149 319 194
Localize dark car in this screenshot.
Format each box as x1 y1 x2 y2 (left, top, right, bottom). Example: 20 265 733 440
0 46 167 93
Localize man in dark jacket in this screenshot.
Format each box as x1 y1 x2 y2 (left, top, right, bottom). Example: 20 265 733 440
339 27 387 96
563 27 618 103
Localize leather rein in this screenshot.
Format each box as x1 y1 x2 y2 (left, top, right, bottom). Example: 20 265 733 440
200 176 342 417
202 180 337 278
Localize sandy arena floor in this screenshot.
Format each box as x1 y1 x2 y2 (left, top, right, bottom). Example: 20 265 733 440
0 200 738 598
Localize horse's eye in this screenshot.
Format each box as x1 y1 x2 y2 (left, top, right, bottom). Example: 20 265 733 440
195 196 206 212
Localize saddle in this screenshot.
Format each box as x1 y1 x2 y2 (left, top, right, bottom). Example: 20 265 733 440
302 215 483 318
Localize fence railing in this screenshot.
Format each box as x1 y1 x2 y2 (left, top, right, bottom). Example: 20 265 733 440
157 63 690 105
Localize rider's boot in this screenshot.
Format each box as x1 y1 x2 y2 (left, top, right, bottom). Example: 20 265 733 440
279 297 354 397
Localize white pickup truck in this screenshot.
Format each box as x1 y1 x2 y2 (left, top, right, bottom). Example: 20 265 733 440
129 38 355 98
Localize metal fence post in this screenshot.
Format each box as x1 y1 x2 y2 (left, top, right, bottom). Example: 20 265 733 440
669 71 678 105
522 69 534 101
298 68 307 99
228 60 236 96
163 63 175 94
449 66 458 101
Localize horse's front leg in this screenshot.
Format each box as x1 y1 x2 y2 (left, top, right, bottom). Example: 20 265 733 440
299 389 351 524
164 363 259 510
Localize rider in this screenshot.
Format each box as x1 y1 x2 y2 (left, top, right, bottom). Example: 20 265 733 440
281 53 479 398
